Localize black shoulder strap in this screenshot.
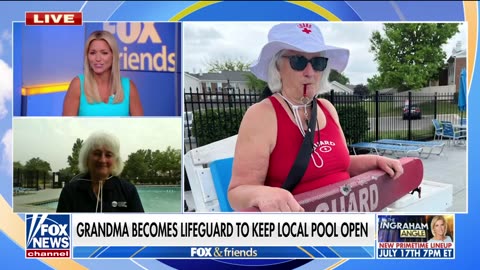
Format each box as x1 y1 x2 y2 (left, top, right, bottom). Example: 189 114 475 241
282 98 318 192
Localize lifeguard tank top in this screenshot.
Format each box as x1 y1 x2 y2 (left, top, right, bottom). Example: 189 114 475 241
265 96 351 195
78 74 130 116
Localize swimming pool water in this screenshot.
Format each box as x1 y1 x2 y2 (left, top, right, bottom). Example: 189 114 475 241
136 186 181 212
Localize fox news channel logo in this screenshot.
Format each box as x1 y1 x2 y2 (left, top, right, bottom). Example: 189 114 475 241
26 214 71 258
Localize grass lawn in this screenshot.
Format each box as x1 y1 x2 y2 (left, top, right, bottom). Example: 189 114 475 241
364 130 434 142
357 101 462 118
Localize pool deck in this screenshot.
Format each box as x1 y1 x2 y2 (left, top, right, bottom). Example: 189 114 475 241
416 141 467 212
13 188 61 212
378 141 467 212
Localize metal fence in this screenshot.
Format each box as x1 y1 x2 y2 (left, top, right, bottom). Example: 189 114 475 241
184 88 462 151
13 168 62 190
184 87 260 151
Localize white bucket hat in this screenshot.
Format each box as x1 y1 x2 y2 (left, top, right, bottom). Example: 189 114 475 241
250 23 350 81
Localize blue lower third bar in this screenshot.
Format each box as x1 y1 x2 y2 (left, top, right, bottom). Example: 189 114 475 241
377 248 454 258
74 246 374 259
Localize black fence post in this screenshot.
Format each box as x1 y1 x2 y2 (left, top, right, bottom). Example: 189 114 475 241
408 91 412 141
375 91 379 141
434 92 438 120
330 90 335 105
35 170 39 191
15 167 20 187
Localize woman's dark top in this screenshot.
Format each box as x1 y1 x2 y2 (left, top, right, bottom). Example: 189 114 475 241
56 174 144 213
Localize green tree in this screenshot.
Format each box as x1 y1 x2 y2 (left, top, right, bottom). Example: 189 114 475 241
244 72 267 92
367 75 383 92
206 59 250 72
144 149 155 178
58 167 73 176
353 84 369 97
164 147 181 184
206 58 266 92
13 161 24 181
328 69 350 85
67 138 83 175
13 161 24 169
123 150 149 181
25 157 51 172
57 167 74 184
369 23 459 91
123 148 181 185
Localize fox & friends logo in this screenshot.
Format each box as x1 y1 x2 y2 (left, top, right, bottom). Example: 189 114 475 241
25 214 71 258
190 247 258 258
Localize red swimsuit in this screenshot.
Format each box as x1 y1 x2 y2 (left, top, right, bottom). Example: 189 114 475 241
265 96 351 195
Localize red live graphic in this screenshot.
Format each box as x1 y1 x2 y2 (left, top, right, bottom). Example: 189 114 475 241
25 12 82 25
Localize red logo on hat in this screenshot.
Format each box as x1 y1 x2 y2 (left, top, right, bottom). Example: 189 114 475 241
298 23 312 34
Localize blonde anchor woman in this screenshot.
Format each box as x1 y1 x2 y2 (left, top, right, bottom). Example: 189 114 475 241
63 30 143 116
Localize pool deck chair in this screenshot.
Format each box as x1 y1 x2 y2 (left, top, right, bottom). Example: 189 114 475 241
432 119 444 141
184 135 237 212
350 142 422 157
441 121 467 146
374 139 445 158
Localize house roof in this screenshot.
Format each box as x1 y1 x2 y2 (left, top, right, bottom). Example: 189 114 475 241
346 84 356 90
187 70 252 82
448 48 466 63
452 49 466 58
330 81 353 94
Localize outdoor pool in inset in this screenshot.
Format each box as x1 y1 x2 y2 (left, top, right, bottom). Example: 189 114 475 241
136 185 181 212
38 186 181 213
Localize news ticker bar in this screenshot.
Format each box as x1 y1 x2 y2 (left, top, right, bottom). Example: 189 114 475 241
25 214 456 260
73 246 374 259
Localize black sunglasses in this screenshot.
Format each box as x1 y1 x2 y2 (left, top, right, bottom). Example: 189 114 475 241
282 55 329 72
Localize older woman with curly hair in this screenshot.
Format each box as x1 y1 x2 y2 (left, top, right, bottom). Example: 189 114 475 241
57 131 144 212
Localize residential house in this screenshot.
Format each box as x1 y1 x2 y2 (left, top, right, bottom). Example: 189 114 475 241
184 72 202 94
184 70 254 95
329 81 354 94
447 41 466 90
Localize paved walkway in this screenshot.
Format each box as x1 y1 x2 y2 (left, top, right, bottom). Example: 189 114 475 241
424 142 467 212
13 188 61 212
383 140 467 212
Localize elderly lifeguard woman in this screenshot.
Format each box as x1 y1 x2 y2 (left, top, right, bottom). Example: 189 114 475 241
228 23 403 212
57 131 144 212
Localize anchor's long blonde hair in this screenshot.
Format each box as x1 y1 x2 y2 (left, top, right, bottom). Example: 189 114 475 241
83 30 124 104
